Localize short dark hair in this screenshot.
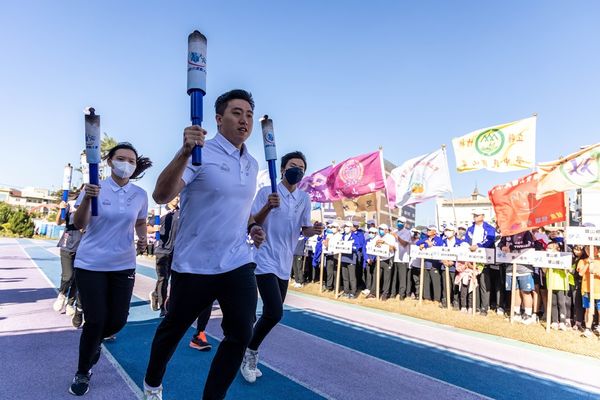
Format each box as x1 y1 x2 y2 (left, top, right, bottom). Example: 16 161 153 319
214 89 254 116
104 142 152 180
281 151 307 171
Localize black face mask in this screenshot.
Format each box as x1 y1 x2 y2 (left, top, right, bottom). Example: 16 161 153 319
284 167 304 185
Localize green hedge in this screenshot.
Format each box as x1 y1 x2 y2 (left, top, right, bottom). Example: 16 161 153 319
0 202 35 238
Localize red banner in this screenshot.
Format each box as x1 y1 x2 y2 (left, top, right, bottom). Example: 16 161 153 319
489 172 566 236
299 151 385 202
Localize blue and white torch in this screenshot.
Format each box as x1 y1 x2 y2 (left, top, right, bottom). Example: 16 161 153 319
260 115 278 193
60 163 73 220
187 30 207 166
84 107 101 216
154 205 161 241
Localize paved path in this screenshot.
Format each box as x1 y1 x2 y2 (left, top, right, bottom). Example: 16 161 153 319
2 238 600 399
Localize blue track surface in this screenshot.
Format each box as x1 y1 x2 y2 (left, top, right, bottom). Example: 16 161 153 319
19 239 599 400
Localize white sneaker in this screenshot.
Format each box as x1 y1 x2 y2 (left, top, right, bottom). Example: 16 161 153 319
361 289 370 296
521 314 535 325
240 349 258 383
255 367 263 378
496 307 504 316
293 282 303 288
460 308 467 313
550 322 559 330
558 322 567 331
512 313 523 323
66 304 76 316
143 382 162 400
53 293 67 312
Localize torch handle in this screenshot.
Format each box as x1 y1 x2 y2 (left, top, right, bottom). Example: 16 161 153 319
190 90 204 166
89 163 99 216
155 214 161 241
268 160 277 194
60 190 69 220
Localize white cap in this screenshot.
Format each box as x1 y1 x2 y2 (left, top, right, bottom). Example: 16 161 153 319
398 216 407 223
344 221 353 228
368 227 377 233
378 223 389 230
427 225 438 231
330 222 339 228
367 219 376 225
471 209 484 215
444 224 456 231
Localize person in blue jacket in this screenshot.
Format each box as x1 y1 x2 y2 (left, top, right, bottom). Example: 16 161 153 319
464 211 497 316
363 227 378 298
417 225 445 303
339 221 364 298
441 225 469 309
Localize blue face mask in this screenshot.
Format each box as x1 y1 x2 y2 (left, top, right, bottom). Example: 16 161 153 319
326 229 333 234
397 222 404 229
378 229 385 236
368 233 376 239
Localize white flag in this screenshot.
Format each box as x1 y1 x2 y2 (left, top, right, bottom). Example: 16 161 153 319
256 169 271 195
452 116 536 173
391 149 453 207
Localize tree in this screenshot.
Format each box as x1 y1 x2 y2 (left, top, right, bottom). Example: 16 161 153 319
0 203 34 238
101 132 118 158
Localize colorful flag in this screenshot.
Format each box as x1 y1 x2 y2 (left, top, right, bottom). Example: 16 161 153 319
327 151 386 200
385 174 397 209
489 172 566 236
536 143 600 199
255 169 271 195
299 151 385 202
452 116 536 173
333 192 378 218
390 149 453 207
298 165 336 202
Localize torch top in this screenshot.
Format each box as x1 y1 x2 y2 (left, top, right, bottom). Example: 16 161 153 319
84 106 96 116
188 30 207 42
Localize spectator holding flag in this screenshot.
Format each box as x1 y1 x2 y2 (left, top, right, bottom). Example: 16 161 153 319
464 211 497 316
417 225 444 303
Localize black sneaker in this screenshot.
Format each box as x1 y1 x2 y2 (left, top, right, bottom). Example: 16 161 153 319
69 372 91 396
189 331 212 351
480 310 488 317
72 310 83 329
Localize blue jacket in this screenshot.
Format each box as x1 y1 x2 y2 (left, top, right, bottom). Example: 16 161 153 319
416 235 444 268
341 231 364 265
416 235 444 248
312 233 326 267
442 237 465 271
465 222 496 248
363 236 377 268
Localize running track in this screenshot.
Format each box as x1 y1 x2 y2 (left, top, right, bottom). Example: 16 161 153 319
1 238 600 399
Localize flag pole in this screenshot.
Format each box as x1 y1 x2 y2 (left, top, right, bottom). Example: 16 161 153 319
379 146 394 227
442 144 458 226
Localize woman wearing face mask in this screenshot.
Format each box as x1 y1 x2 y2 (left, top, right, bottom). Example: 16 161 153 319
241 151 324 384
68 142 151 396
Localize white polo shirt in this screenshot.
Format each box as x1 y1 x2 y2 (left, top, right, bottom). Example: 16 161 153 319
252 182 311 280
74 177 148 272
393 228 412 263
173 133 258 275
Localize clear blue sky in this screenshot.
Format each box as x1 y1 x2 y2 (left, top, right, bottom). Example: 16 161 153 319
1 1 599 224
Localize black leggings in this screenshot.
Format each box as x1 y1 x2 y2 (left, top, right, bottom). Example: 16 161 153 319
248 273 288 351
75 268 135 374
145 265 257 400
194 304 214 336
154 252 172 312
59 249 78 305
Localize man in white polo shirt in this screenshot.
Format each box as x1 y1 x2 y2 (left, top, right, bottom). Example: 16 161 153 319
143 90 265 400
391 217 412 300
240 151 323 384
